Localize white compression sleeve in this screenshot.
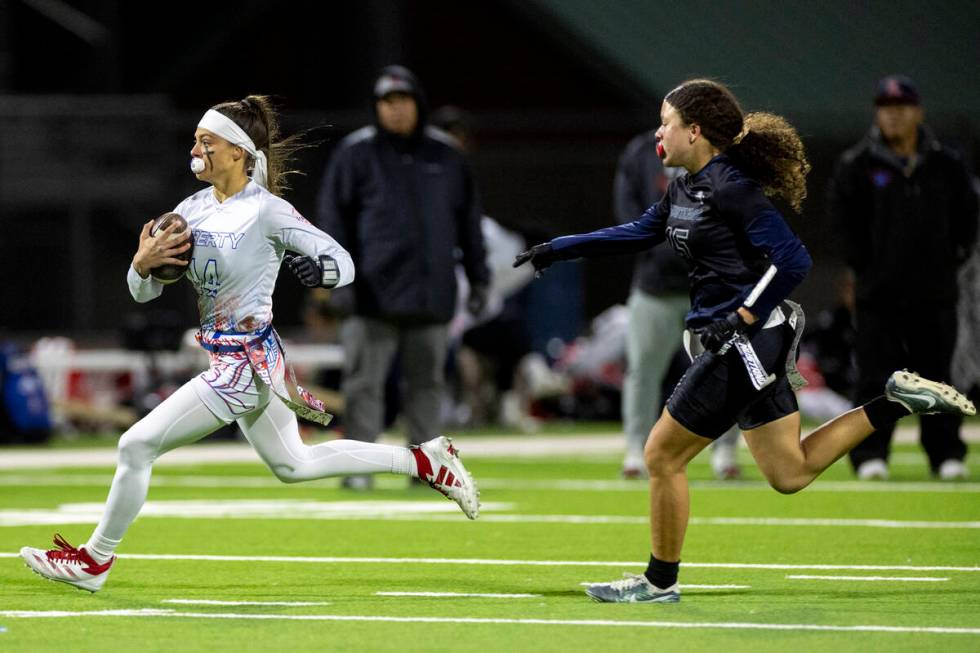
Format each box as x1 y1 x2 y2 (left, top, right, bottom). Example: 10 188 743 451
238 397 416 482
87 383 225 560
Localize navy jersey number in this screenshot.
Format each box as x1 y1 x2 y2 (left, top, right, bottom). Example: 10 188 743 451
665 226 692 259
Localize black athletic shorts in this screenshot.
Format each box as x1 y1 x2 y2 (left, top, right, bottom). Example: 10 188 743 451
666 320 799 439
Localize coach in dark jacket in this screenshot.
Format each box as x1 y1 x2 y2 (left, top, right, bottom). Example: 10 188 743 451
829 75 979 480
316 66 489 486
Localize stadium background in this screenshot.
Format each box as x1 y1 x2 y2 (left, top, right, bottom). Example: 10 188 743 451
1 4 980 650
1 0 978 344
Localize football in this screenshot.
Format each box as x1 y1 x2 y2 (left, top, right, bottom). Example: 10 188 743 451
149 212 193 284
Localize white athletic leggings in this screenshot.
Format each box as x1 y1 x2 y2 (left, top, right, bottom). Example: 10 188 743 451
86 382 415 556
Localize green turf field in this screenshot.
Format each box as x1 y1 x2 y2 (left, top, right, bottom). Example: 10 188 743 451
1 435 978 652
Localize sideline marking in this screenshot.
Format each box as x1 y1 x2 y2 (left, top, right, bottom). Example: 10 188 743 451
786 575 948 582
161 599 331 607
375 592 541 598
2 552 977 572
0 609 978 634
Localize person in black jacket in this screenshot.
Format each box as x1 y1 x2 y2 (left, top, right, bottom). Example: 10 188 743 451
614 131 741 480
316 66 490 489
829 75 979 481
515 79 975 603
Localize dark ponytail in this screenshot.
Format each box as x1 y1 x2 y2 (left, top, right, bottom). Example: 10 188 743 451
665 79 810 212
727 113 810 212
211 95 306 197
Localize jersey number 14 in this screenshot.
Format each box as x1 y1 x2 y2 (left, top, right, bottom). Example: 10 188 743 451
187 258 221 298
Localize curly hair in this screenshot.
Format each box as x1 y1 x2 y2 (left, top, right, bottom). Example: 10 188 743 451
665 79 810 211
211 95 307 197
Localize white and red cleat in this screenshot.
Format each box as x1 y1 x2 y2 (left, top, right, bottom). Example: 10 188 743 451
20 533 115 593
411 436 480 520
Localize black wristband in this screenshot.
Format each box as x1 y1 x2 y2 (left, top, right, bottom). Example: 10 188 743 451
318 255 340 288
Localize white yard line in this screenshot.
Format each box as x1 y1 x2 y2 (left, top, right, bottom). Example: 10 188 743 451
475 515 980 529
161 599 331 606
375 592 541 598
0 609 977 634
1 424 974 469
578 583 750 589
2 499 978 529
785 575 948 582
2 551 978 572
3 473 980 494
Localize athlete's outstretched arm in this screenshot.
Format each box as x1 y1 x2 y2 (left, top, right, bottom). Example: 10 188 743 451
514 199 670 275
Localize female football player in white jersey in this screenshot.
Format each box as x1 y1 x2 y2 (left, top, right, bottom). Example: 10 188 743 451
20 95 480 593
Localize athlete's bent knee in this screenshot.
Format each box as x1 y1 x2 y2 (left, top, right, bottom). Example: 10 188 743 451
767 473 808 495
643 442 686 478
269 463 308 484
117 427 159 471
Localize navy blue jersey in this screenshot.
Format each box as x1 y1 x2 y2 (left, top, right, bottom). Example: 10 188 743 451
550 155 811 328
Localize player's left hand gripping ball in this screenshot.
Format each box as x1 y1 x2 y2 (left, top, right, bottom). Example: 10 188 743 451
513 242 559 277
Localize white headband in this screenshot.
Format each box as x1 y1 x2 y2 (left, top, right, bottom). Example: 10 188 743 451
197 108 269 189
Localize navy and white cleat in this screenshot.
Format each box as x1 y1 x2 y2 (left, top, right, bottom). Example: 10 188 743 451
885 370 976 416
585 574 680 603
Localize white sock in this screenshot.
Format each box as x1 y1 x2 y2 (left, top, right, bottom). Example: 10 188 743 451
396 448 418 477
85 533 120 564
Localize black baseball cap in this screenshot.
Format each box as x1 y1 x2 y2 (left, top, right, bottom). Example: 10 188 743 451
374 66 416 99
874 75 920 106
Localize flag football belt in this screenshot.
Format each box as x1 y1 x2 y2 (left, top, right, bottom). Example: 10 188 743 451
718 300 808 392
196 324 334 427
196 324 274 354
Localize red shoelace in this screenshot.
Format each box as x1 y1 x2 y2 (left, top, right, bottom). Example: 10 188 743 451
46 533 86 563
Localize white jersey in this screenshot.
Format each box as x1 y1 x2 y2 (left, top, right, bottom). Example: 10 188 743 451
126 181 354 422
128 180 353 334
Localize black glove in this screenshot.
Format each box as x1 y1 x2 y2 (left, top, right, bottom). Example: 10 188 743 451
698 311 749 354
286 254 340 288
514 242 560 276
466 284 488 316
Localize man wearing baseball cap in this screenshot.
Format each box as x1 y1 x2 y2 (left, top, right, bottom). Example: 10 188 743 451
829 75 979 480
315 66 490 490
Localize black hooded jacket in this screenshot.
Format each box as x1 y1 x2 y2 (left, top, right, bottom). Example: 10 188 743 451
829 124 978 307
316 66 489 323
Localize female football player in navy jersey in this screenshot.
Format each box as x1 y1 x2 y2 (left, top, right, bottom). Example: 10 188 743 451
20 95 479 594
515 79 975 603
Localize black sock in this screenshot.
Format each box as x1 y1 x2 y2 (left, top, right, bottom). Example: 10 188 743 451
644 554 679 589
863 395 912 431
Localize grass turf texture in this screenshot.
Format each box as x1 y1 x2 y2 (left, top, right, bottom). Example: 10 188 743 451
0 436 978 652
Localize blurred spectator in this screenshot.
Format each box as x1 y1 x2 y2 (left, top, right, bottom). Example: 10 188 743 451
613 130 741 480
315 67 490 489
796 268 857 421
952 176 980 404
432 105 534 427
511 304 627 427
829 75 979 480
